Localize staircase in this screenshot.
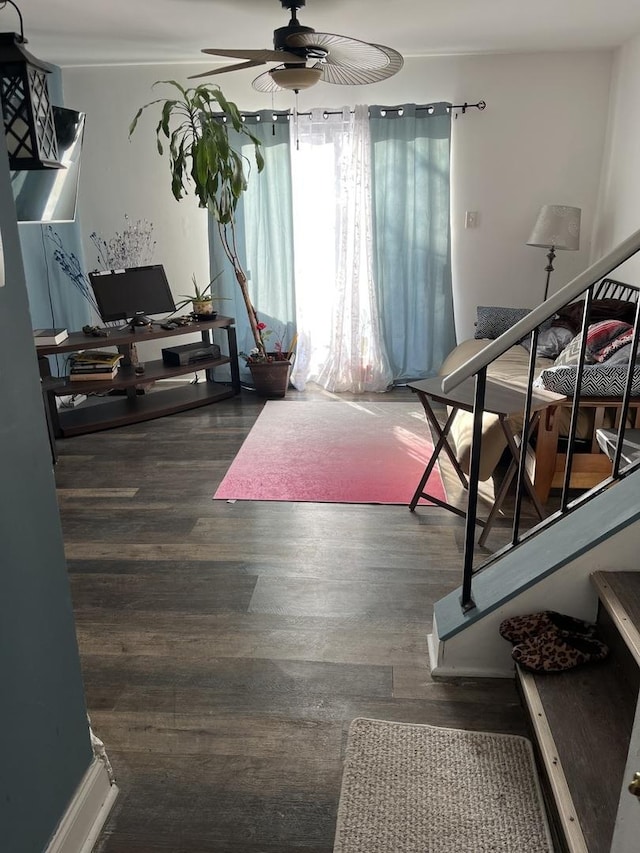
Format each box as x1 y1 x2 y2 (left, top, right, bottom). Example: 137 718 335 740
518 571 640 852
430 468 640 679
428 468 640 849
428 232 640 847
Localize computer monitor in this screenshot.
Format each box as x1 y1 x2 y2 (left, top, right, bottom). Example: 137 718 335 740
89 265 176 329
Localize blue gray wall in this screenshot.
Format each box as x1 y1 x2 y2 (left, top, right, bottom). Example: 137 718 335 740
0 124 93 849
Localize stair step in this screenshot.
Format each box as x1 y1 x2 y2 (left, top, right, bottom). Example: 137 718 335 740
517 572 640 852
591 571 640 665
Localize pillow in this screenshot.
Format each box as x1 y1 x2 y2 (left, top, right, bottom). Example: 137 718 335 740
520 325 574 359
586 320 632 357
535 364 640 397
474 306 531 340
553 333 597 367
604 342 640 365
594 328 634 362
551 298 636 335
553 321 634 366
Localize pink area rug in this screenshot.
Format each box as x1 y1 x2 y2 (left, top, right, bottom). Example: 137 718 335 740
214 400 445 505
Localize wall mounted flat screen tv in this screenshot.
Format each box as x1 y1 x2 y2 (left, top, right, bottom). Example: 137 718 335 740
89 265 176 328
13 106 86 223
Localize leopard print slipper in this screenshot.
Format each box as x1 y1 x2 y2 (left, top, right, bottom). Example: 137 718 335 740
512 628 609 673
499 610 597 644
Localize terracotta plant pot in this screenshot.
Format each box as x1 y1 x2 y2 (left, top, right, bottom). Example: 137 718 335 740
248 355 293 398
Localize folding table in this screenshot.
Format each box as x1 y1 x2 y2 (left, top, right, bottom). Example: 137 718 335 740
408 375 566 545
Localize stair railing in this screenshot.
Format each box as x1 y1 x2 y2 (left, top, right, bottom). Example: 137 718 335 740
441 227 640 611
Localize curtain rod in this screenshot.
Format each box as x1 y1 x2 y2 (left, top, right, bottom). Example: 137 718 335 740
292 100 486 117
228 100 486 122
450 100 486 115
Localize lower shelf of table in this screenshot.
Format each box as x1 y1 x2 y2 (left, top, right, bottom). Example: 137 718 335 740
51 381 236 437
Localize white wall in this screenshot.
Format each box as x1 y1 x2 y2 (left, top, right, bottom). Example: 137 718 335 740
62 49 612 343
592 32 640 284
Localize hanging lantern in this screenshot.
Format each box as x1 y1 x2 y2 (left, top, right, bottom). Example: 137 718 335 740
0 1 61 170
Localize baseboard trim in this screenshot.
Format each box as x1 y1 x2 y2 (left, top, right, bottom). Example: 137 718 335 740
46 758 118 853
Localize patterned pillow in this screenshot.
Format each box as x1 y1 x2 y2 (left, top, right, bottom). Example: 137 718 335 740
586 320 632 358
535 364 640 396
552 322 633 366
595 329 634 362
474 306 531 340
553 333 596 366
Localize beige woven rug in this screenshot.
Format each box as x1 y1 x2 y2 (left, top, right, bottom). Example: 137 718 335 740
333 718 554 853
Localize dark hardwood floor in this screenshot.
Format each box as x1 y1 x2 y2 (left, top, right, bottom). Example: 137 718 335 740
54 383 527 853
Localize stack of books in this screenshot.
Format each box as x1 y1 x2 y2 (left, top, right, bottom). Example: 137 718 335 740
69 350 123 382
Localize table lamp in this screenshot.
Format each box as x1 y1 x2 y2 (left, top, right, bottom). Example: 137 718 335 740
527 205 581 301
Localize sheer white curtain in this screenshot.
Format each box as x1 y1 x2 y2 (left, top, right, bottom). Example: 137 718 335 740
290 106 392 392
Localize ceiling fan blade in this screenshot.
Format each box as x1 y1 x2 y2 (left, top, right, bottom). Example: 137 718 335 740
317 45 404 85
286 32 400 72
370 44 404 74
201 48 303 63
189 60 267 79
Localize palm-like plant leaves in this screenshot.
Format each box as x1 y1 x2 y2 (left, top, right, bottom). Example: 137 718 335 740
129 80 263 219
130 81 267 354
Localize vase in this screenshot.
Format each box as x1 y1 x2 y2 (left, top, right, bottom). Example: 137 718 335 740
248 355 293 398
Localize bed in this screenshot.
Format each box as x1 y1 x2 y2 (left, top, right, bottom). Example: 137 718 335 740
439 279 640 504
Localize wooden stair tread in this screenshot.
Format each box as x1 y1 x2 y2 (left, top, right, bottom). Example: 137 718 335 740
519 640 639 853
592 571 640 664
518 575 640 852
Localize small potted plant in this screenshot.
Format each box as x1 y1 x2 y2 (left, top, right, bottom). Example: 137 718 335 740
241 322 297 397
176 273 225 319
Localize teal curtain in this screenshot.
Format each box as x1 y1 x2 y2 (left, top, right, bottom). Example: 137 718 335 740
210 103 456 386
209 112 295 382
369 103 456 382
19 224 94 331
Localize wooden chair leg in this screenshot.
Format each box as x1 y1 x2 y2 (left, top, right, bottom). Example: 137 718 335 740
532 405 560 505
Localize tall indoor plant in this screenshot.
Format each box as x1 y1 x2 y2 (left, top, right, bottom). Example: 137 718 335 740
129 80 268 358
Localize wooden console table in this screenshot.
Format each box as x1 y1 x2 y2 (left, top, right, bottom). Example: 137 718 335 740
37 316 240 437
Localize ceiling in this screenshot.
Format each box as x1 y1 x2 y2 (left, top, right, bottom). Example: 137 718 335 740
17 0 640 68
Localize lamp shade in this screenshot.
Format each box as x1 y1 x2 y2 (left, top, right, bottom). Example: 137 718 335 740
527 205 581 251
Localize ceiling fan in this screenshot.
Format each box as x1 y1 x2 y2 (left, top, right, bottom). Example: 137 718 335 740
191 0 403 93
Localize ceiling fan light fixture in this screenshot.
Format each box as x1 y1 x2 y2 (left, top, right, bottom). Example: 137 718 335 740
200 0 403 91
269 65 322 90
